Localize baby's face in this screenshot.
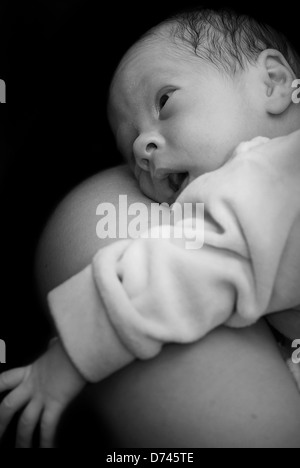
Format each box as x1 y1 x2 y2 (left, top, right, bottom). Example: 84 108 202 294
108 37 269 203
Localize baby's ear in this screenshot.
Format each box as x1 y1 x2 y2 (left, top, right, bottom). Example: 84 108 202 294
258 49 296 115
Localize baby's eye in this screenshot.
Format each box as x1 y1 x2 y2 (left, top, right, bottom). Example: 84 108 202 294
158 89 176 113
159 93 171 111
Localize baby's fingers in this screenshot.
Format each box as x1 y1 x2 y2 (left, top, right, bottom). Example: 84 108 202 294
40 404 62 448
0 368 27 393
16 401 43 448
0 385 31 439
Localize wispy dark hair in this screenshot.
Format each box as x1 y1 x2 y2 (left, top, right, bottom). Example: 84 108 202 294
141 7 300 76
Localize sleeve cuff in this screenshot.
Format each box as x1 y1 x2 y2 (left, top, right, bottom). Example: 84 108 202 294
47 264 134 382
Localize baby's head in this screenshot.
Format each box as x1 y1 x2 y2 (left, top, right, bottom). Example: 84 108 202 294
108 7 300 203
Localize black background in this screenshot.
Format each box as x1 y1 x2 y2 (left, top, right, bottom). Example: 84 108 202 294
0 0 299 447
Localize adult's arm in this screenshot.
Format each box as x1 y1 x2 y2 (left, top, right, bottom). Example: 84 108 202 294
35 164 300 447
35 165 151 307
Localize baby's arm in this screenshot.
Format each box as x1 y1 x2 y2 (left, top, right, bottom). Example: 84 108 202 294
6 128 296 436
46 130 300 383
0 338 85 448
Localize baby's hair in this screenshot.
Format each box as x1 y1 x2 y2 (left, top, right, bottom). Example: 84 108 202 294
140 6 300 76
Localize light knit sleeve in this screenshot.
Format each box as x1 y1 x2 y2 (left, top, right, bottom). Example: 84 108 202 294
48 130 300 382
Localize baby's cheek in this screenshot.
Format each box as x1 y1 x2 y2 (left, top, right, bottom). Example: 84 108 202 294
166 116 195 145
168 127 197 164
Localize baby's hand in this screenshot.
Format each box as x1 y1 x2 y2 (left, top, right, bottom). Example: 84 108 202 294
0 339 86 448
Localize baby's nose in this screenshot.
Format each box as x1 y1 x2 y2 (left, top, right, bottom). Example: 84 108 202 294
138 144 157 171
133 134 163 172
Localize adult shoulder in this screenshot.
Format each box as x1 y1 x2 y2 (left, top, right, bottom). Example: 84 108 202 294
34 164 147 306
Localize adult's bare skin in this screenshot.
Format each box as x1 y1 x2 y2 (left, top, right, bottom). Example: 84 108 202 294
35 165 300 448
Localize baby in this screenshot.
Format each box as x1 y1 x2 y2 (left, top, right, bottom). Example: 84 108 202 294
1 7 300 448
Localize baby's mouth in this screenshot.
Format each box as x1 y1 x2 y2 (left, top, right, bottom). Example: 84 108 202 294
168 172 189 193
